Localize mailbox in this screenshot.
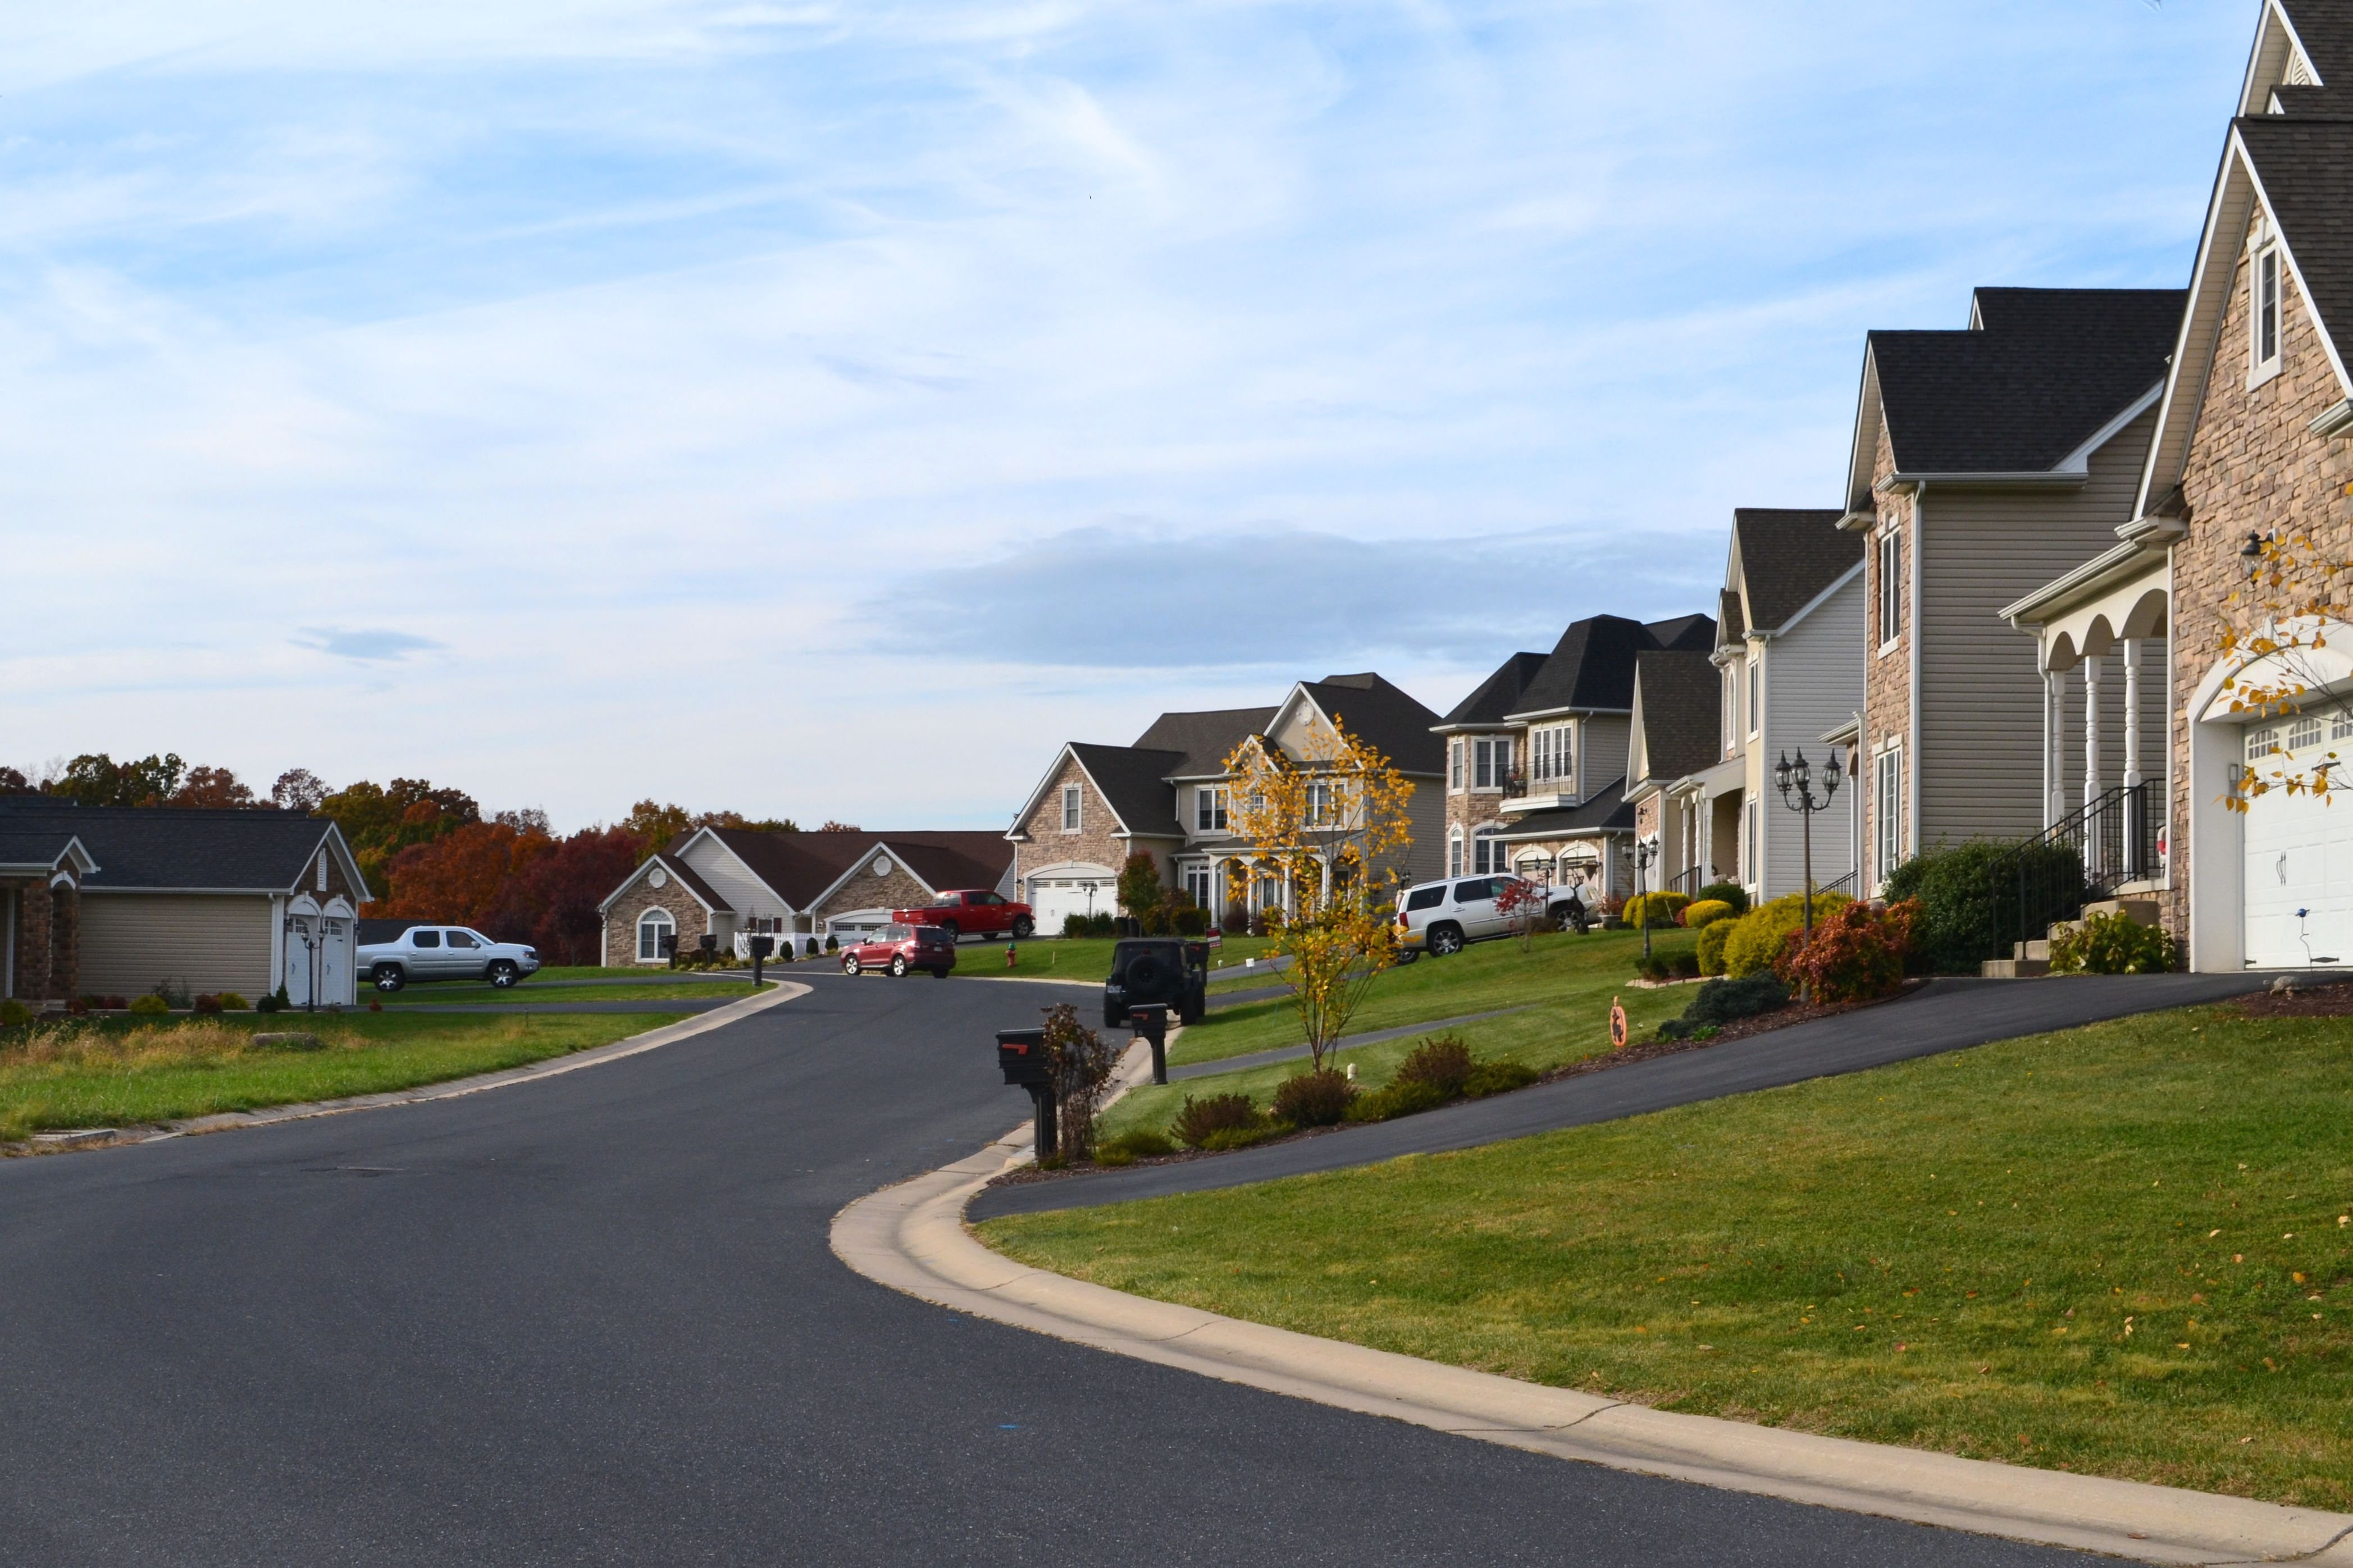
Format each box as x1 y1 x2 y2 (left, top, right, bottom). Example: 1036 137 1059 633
996 1027 1057 1159
1128 1003 1170 1086
698 933 718 954
748 935 775 958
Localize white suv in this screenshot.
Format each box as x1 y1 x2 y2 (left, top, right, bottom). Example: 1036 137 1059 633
357 926 542 991
1393 875 1589 957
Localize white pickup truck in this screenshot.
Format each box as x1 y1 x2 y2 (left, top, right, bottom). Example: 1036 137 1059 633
357 925 542 991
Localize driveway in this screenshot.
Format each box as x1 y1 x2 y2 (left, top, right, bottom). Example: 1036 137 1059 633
0 966 2095 1565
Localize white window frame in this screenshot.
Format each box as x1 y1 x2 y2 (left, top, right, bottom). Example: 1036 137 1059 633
1196 787 1228 833
1305 780 1332 826
1449 738 1465 792
1722 668 1736 754
636 907 674 962
2252 242 2283 385
1874 744 1904 887
1474 737 1506 792
1745 799 1759 885
1877 525 1903 652
1060 782 1082 833
1448 828 1465 877
1746 656 1761 739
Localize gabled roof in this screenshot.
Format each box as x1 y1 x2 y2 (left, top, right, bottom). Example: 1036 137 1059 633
1066 743 1186 838
1491 781 1638 840
1131 706 1278 778
2243 2 2353 115
1294 673 1444 773
1503 614 1716 721
2239 115 2353 373
595 849 731 915
686 826 1014 910
0 825 97 877
1732 509 1860 633
1628 651 1722 789
1716 589 1745 645
1856 289 2182 484
1439 651 1551 729
0 798 368 896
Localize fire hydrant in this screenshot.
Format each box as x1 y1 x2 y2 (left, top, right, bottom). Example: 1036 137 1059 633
1005 940 1018 969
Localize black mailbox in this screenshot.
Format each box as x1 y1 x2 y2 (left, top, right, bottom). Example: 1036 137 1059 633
748 935 775 958
996 1027 1058 1159
1128 1003 1170 1086
698 933 718 953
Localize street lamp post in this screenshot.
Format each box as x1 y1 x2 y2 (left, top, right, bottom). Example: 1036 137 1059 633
1772 747 1844 957
1632 838 1659 961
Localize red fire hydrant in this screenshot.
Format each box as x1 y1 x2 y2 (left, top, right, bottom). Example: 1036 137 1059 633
1005 941 1018 969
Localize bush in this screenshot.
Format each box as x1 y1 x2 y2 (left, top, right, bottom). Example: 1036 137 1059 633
1634 952 1673 982
1697 882 1750 915
192 994 223 1015
1776 899 1917 1003
1721 892 1853 979
1684 972 1789 1027
1201 1123 1282 1151
1697 919 1733 976
1344 1078 1452 1122
0 999 30 1028
1682 899 1735 930
1171 904 1209 937
1271 1069 1356 1127
1884 840 2085 974
1621 892 1690 930
128 995 170 1016
1060 912 1088 939
2049 911 2173 975
1170 1092 1266 1149
1462 1060 1539 1096
257 986 289 1014
1097 1128 1176 1163
825 934 840 952
1394 1035 1474 1095
217 992 249 1011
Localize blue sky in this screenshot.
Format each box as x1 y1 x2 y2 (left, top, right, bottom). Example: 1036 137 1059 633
0 1 2256 830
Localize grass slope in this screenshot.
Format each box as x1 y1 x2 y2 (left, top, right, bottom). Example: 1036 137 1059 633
0 1011 690 1141
985 1002 2353 1508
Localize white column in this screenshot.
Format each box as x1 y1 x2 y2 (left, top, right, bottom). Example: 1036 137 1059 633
2043 665 2064 828
2122 641 2144 789
2082 652 2104 807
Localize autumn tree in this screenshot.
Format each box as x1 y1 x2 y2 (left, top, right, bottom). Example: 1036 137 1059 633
2220 527 2353 807
0 766 28 794
1116 852 1165 926
621 801 799 862
1221 715 1416 1072
373 820 554 930
168 765 257 808
271 769 328 813
505 826 649 963
318 778 481 886
44 752 189 807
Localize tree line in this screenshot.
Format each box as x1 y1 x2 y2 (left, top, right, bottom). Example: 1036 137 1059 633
1 753 832 966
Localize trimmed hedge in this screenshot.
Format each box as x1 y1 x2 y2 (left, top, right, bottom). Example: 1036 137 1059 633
1621 892 1690 930
1721 892 1852 979
1883 840 2086 973
1682 898 1736 930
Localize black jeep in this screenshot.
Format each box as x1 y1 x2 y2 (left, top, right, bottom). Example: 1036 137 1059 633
1104 939 1209 1029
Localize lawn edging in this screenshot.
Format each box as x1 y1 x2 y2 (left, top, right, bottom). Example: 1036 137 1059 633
830 1136 2353 1565
77 980 811 1152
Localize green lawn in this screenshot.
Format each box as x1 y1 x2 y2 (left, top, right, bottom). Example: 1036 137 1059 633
955 935 1282 985
373 979 753 1005
985 1002 2353 1510
0 1011 691 1142
1096 930 1695 1142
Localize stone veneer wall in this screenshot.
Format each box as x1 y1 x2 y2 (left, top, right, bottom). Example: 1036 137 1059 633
1011 753 1137 898
2165 207 2353 942
1860 414 1913 890
603 871 713 965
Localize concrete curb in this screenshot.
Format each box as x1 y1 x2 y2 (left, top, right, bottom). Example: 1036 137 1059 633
832 1144 2353 1566
103 981 812 1150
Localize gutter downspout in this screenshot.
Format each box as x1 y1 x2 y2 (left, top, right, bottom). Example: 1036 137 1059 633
1909 486 1926 870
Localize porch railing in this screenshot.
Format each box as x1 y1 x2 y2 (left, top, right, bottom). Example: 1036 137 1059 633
1819 870 1857 898
1983 782 2159 963
1666 866 1706 896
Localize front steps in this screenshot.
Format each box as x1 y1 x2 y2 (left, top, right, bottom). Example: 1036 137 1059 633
1980 898 2162 978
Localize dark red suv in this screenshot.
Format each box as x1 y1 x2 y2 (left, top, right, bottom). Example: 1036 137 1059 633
840 924 956 979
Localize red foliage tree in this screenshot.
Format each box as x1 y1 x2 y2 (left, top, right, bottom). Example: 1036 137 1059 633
502 826 648 964
373 821 553 930
1775 899 1918 1004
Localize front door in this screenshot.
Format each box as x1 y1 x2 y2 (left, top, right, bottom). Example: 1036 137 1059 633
319 917 350 1004
284 917 316 1005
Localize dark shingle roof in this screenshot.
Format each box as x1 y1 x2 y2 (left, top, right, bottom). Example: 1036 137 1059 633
1631 651 1722 786
649 851 732 912
1734 509 1861 630
1440 652 1551 728
2240 115 2353 364
694 827 1012 908
2279 1 2353 85
1870 288 2183 473
1643 615 1716 652
1069 744 1187 837
1506 614 1717 720
1491 782 1637 839
1716 589 1745 644
879 835 1021 893
1300 674 1444 773
1130 707 1278 778
0 799 355 893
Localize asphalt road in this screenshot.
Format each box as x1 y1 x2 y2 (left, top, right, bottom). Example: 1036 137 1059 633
0 967 2099 1566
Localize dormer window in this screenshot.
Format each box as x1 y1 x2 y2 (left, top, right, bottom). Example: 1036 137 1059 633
2253 243 2283 382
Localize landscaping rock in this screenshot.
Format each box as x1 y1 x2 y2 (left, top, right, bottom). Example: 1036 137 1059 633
250 1031 325 1052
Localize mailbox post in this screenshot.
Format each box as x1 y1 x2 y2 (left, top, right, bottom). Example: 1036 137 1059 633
1129 1002 1170 1086
996 1027 1057 1160
749 933 773 985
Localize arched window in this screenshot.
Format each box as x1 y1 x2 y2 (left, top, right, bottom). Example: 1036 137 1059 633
637 907 676 962
1448 828 1465 878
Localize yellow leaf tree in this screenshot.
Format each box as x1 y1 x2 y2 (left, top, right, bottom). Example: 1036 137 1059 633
1221 715 1417 1072
2218 523 2353 811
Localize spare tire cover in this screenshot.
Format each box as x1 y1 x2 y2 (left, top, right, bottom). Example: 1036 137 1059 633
1125 954 1165 992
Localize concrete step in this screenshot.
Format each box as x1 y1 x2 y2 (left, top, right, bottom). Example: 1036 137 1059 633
1981 957 2052 979
2082 898 2160 927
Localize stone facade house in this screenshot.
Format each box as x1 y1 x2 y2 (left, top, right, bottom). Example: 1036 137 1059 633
0 798 371 1008
1005 674 1446 930
598 827 1015 963
1624 648 1723 898
2013 0 2353 972
1435 614 1715 902
1841 286 2182 894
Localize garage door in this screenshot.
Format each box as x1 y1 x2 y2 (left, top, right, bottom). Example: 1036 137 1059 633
1029 874 1112 935
2242 724 2353 967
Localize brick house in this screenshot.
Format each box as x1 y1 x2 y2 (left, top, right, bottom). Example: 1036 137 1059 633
2012 0 2353 971
598 827 1015 963
1 799 371 1007
1434 614 1714 902
1005 674 1445 931
1840 286 2182 894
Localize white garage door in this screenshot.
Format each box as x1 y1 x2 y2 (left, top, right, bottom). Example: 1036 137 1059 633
2242 753 2353 968
1029 875 1112 935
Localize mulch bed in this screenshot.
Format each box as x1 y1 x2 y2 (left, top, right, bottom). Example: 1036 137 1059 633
985 979 1928 1190
2230 980 2353 1018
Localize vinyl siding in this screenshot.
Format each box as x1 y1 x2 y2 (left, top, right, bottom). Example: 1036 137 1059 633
1916 408 2158 847
1579 715 1631 798
79 893 275 998
677 837 776 933
1759 574 1865 896
1402 780 1447 886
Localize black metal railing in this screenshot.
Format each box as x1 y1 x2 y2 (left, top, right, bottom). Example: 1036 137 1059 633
1985 782 2159 962
1666 865 1706 895
1819 869 1857 897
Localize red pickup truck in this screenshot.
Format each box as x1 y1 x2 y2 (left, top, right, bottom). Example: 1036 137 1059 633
891 889 1036 942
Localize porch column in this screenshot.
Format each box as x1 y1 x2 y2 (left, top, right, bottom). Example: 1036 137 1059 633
18 879 52 1005
2082 652 2104 807
2043 666 2064 829
2123 641 2146 876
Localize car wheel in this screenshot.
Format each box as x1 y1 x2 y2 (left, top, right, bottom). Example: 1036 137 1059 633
939 920 959 943
890 956 909 977
487 961 518 988
1395 950 1420 965
372 965 405 993
1429 924 1465 957
1104 1005 1125 1030
1010 916 1034 940
932 967 950 980
843 956 861 976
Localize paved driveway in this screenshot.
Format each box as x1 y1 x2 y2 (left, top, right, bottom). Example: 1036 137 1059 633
0 967 2095 1565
